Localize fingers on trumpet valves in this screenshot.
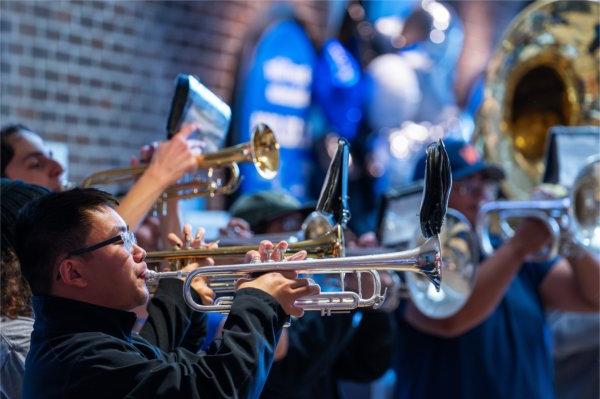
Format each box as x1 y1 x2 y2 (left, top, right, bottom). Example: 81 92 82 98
245 250 262 264
285 249 307 262
168 232 184 249
183 224 193 249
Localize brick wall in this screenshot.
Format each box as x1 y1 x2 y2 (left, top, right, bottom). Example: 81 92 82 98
0 0 328 184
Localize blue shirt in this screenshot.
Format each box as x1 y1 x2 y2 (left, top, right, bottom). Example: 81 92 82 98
393 257 558 399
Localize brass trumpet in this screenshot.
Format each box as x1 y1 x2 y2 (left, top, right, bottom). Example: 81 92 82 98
147 223 344 264
81 123 279 199
145 235 442 316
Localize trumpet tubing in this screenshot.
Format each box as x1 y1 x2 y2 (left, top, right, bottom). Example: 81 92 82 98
145 235 442 315
81 123 279 200
145 225 345 265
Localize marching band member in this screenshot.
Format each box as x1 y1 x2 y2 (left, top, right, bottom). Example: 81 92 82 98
223 190 397 399
14 187 319 398
0 179 49 399
0 180 230 397
1 123 199 234
393 138 599 399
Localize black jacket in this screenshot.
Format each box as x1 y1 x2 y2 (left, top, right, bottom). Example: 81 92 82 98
260 311 395 399
141 279 208 353
23 284 287 399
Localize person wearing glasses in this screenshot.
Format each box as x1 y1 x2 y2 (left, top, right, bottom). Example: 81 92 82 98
13 187 319 399
392 138 599 399
0 181 216 398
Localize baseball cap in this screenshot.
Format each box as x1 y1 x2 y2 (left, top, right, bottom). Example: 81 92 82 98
229 190 315 232
412 138 504 181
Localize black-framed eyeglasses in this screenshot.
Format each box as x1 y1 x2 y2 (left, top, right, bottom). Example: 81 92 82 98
56 230 138 282
68 230 137 256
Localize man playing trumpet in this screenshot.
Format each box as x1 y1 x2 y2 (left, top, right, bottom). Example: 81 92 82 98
14 187 319 398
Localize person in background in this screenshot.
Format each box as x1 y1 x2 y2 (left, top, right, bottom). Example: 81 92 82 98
227 190 377 249
228 190 315 235
1 123 199 242
224 189 397 399
0 179 49 399
393 138 599 399
14 187 319 398
0 180 214 398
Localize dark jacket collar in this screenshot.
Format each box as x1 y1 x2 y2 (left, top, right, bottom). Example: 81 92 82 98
31 295 137 341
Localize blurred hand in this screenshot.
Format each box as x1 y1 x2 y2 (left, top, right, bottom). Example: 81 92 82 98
530 184 567 201
166 224 219 305
510 218 553 257
238 240 318 317
357 231 379 248
219 217 253 239
144 124 204 187
135 215 161 252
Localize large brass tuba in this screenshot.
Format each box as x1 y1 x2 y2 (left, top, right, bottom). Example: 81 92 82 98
476 0 600 199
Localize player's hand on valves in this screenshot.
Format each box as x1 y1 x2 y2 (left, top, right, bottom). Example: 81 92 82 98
238 240 318 317
167 223 218 305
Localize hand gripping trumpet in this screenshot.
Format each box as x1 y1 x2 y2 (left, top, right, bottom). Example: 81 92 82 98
145 235 442 316
145 139 451 316
81 123 279 199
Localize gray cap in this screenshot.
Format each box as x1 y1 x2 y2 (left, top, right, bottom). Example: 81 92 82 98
229 190 314 231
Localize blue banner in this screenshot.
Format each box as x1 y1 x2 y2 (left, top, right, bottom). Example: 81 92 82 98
236 19 316 201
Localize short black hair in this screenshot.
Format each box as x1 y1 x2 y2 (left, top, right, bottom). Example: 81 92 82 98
14 188 118 295
1 124 31 177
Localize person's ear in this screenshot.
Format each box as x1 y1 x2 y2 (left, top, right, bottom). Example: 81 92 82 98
56 258 88 288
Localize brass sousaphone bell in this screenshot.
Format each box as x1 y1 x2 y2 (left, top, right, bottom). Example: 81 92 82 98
475 0 600 200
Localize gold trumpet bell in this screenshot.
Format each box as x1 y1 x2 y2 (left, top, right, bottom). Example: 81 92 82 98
251 123 279 180
80 123 280 201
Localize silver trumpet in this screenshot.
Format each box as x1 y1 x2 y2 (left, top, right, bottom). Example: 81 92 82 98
145 235 442 316
477 157 600 259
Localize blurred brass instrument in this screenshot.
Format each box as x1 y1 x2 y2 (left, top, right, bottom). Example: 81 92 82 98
405 208 479 318
477 157 600 259
145 234 442 316
147 217 344 267
81 123 279 199
476 0 600 199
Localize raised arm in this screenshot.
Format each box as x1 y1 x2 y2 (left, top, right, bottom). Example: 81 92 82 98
117 125 198 230
405 219 551 337
539 248 599 312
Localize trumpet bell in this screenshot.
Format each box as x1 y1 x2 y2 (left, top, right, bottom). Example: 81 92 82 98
406 209 478 318
570 157 600 253
251 124 279 179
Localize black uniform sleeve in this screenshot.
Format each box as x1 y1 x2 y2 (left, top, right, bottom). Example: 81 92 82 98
140 278 207 353
65 288 287 399
333 311 396 381
261 312 355 396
